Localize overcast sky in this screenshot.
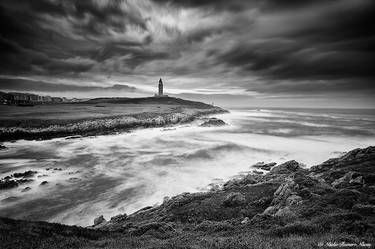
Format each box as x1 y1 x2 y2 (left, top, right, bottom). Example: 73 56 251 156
0 0 374 108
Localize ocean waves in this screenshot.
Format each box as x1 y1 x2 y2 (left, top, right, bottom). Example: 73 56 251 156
0 108 374 226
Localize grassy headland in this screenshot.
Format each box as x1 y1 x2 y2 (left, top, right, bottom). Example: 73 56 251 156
0 96 227 141
1 146 374 249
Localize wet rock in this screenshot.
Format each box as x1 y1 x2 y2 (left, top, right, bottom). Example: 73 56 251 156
0 180 18 190
21 187 31 192
253 162 264 168
2 196 20 203
68 177 81 182
223 192 246 207
0 145 6 150
94 215 106 226
270 160 302 175
53 168 63 171
200 118 226 127
18 179 33 184
40 181 48 186
252 162 277 171
13 171 37 178
223 175 258 190
207 183 221 192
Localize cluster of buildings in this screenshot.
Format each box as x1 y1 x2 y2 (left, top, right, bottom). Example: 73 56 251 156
0 91 81 105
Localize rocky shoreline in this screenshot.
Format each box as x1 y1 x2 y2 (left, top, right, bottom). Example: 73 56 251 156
1 146 374 249
0 105 227 142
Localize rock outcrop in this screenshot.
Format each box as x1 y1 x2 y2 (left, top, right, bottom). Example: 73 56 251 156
1 146 374 249
222 192 246 207
200 118 227 127
94 215 106 226
252 162 277 171
96 146 375 240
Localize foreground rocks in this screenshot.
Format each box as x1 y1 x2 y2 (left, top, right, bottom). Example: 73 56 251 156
96 146 375 240
1 146 374 249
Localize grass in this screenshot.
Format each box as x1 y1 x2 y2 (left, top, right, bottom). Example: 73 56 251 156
0 97 226 141
1 217 373 249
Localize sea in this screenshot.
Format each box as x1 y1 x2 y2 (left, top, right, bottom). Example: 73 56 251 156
0 108 375 226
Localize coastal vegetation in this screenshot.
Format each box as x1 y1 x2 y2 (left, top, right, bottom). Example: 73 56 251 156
1 146 374 249
0 97 226 141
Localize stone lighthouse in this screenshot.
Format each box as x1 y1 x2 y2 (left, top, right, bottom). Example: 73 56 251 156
158 78 163 96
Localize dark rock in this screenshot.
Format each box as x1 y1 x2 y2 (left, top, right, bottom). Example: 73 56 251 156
200 118 226 127
40 181 48 186
0 145 6 150
0 180 19 190
252 170 263 175
270 160 302 175
207 183 221 191
223 192 246 207
17 179 33 184
94 215 106 226
21 187 31 192
13 171 37 178
223 175 258 190
110 214 127 222
252 162 277 171
2 196 20 203
332 171 362 188
68 177 81 182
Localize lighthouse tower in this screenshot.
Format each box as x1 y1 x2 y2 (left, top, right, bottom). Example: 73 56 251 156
158 78 163 96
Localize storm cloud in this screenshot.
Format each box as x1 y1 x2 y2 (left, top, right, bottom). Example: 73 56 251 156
0 78 137 93
0 0 374 107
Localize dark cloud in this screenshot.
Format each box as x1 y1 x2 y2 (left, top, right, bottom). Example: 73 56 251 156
151 0 336 12
0 78 136 92
0 0 150 75
248 79 375 95
0 0 374 106
212 1 375 85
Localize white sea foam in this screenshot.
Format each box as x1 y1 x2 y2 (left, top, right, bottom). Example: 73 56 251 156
0 108 374 226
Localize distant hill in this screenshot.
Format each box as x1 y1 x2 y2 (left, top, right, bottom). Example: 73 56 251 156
83 96 215 109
